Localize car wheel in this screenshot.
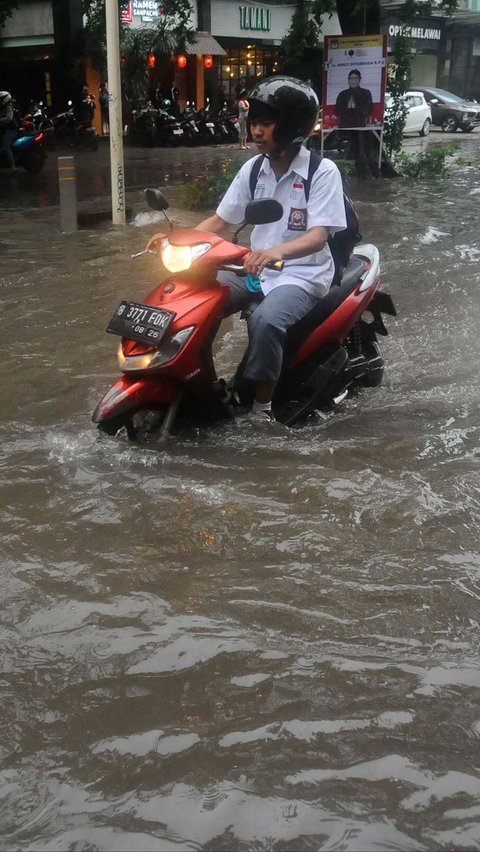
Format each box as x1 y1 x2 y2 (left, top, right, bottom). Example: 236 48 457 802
419 119 431 137
441 115 458 132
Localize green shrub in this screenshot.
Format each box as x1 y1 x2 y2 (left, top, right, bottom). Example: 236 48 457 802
394 143 459 178
332 158 356 177
180 163 239 210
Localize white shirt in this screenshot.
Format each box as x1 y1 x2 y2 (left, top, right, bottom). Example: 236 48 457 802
216 146 347 297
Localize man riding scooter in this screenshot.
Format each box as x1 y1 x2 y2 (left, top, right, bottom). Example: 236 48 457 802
0 91 18 175
195 76 347 421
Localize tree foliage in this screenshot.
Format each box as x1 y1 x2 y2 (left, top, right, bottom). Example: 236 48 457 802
280 0 336 75
0 0 19 28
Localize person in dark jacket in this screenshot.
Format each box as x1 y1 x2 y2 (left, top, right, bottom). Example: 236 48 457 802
335 70 373 128
75 84 96 128
335 71 376 177
0 91 18 173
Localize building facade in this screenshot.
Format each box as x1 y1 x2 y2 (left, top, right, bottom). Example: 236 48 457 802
209 0 341 104
0 0 82 110
380 0 480 100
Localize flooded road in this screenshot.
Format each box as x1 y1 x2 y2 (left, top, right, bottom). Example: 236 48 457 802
1 139 480 850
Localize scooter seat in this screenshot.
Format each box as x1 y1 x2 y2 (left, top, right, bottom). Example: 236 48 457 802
285 255 366 350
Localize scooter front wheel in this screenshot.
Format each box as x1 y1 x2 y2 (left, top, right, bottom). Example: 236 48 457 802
97 407 168 441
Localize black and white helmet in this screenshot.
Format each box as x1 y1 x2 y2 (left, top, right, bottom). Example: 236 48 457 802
247 76 319 151
0 91 12 106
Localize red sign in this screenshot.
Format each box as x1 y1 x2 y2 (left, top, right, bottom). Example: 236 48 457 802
120 2 133 24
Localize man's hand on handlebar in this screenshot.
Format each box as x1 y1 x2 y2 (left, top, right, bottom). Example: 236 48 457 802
244 246 285 275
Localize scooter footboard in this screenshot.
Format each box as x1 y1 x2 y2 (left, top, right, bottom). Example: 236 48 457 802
92 375 178 424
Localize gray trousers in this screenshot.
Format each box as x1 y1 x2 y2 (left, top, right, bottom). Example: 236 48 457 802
1 129 16 168
218 271 319 383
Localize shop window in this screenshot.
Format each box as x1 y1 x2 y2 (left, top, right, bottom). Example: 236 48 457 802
218 46 279 104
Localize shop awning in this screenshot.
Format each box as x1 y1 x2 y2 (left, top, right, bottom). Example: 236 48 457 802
186 32 227 56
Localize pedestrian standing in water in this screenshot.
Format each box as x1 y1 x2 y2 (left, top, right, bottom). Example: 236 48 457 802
237 89 250 149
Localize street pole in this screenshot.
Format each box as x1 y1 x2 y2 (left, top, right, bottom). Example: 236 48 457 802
105 0 126 225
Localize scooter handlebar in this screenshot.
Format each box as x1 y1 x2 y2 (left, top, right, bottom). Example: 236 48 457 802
267 260 285 272
219 260 284 275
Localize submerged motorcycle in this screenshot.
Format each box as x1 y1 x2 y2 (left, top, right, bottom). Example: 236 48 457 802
92 190 396 438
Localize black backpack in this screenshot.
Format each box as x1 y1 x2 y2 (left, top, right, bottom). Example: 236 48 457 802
248 151 361 285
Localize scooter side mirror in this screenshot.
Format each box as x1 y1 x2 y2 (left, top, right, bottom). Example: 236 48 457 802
245 198 283 225
232 199 284 244
145 188 170 211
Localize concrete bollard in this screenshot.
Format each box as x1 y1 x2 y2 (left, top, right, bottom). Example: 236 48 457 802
58 156 77 232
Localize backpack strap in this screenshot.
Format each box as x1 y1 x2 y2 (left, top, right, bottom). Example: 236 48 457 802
249 154 265 199
304 150 322 202
249 150 322 201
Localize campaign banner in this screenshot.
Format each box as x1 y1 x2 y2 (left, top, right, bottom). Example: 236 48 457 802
322 34 387 130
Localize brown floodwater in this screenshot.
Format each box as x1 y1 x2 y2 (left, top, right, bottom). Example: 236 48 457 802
1 140 480 851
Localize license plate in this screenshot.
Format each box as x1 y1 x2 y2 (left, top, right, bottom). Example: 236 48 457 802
107 301 175 346
173 129 183 135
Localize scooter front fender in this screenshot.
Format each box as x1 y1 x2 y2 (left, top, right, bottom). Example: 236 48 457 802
92 375 179 424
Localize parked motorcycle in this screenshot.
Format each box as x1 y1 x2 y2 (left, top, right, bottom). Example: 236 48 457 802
217 106 240 143
194 104 217 144
130 105 159 147
155 107 184 147
179 102 200 146
20 100 54 139
0 129 46 173
53 100 98 151
92 190 396 439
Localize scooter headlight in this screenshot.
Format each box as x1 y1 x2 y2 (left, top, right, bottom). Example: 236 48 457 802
117 326 196 371
160 239 211 273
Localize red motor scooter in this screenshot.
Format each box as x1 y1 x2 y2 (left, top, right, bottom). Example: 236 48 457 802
92 189 396 439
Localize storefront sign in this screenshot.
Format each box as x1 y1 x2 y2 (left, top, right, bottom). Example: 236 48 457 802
211 0 341 41
121 1 161 24
388 24 441 40
382 17 444 50
239 6 271 32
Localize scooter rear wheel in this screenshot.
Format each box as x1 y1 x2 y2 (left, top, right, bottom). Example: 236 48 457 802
357 342 384 388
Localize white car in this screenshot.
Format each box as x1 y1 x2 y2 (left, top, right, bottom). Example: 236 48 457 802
385 91 432 137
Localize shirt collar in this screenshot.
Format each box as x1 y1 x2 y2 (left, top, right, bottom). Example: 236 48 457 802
258 145 310 181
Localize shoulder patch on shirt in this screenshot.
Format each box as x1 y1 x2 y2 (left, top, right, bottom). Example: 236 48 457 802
287 207 308 231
